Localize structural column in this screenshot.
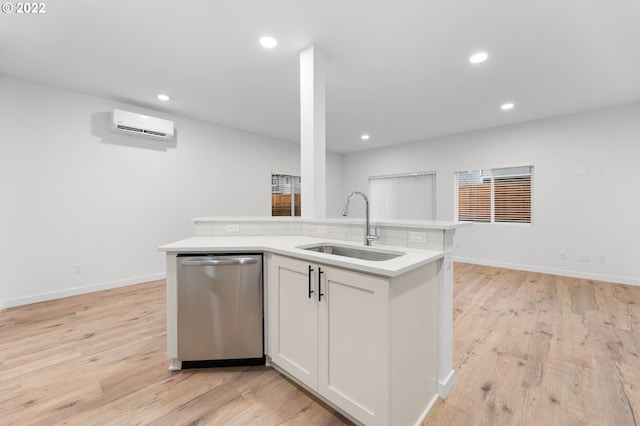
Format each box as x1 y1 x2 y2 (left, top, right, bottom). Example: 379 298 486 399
300 45 326 218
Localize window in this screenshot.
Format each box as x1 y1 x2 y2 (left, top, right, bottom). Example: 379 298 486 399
456 166 533 223
369 172 436 220
271 174 301 216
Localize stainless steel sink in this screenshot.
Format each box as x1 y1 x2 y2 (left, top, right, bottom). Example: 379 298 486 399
298 243 404 261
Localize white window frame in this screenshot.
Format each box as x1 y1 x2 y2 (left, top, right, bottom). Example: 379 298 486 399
455 165 534 224
271 173 301 217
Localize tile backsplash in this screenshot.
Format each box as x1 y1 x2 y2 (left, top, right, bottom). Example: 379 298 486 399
194 219 446 251
194 221 302 237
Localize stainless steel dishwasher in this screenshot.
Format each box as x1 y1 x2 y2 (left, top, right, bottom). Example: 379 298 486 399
176 253 264 367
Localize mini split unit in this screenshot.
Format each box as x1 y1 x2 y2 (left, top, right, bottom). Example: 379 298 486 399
110 109 175 141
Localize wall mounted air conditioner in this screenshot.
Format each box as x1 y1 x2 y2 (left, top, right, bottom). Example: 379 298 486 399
111 109 174 140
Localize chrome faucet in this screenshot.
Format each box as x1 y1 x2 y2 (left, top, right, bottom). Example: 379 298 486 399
342 191 378 246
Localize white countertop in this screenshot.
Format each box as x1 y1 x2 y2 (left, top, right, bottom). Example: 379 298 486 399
191 216 472 231
159 236 443 278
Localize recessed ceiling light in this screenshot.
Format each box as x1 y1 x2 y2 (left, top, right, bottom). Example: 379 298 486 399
259 36 277 49
469 52 488 65
501 102 515 111
361 134 370 140
157 94 170 101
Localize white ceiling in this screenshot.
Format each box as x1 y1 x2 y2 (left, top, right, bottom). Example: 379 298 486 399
2 0 639 153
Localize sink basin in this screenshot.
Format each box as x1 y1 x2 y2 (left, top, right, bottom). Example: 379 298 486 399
298 243 404 261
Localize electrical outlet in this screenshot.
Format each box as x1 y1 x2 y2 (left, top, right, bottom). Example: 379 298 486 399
578 253 590 262
559 251 567 260
409 232 427 243
73 264 82 274
226 224 240 233
316 225 327 234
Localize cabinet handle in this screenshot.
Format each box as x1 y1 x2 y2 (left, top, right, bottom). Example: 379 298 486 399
308 265 314 299
318 267 324 301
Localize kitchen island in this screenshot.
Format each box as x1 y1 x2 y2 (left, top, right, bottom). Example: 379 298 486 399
159 218 470 426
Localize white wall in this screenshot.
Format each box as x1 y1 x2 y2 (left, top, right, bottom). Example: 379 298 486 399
0 76 311 308
342 103 640 285
325 150 344 217
4 74 635 308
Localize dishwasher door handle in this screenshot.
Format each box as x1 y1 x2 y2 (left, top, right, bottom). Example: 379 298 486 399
180 258 258 266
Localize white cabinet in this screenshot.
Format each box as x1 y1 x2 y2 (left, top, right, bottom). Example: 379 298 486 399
267 254 394 425
317 263 390 425
266 254 319 389
267 253 440 426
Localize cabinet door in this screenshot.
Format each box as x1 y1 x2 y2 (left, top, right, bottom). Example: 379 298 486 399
266 254 318 389
318 266 390 426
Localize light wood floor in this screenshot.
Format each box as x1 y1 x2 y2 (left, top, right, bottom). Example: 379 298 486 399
1 264 639 425
425 263 640 426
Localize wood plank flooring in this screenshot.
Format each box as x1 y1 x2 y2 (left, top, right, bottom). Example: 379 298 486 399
0 281 348 425
1 264 639 425
425 263 640 426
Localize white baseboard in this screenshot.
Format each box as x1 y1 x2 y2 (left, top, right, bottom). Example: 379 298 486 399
415 393 440 426
438 369 456 398
454 257 640 287
0 273 166 310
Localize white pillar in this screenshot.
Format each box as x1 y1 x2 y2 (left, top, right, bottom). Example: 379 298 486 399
300 45 326 218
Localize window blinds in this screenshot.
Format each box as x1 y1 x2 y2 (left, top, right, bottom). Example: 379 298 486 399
369 172 436 220
457 166 532 223
457 170 491 222
494 167 532 223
